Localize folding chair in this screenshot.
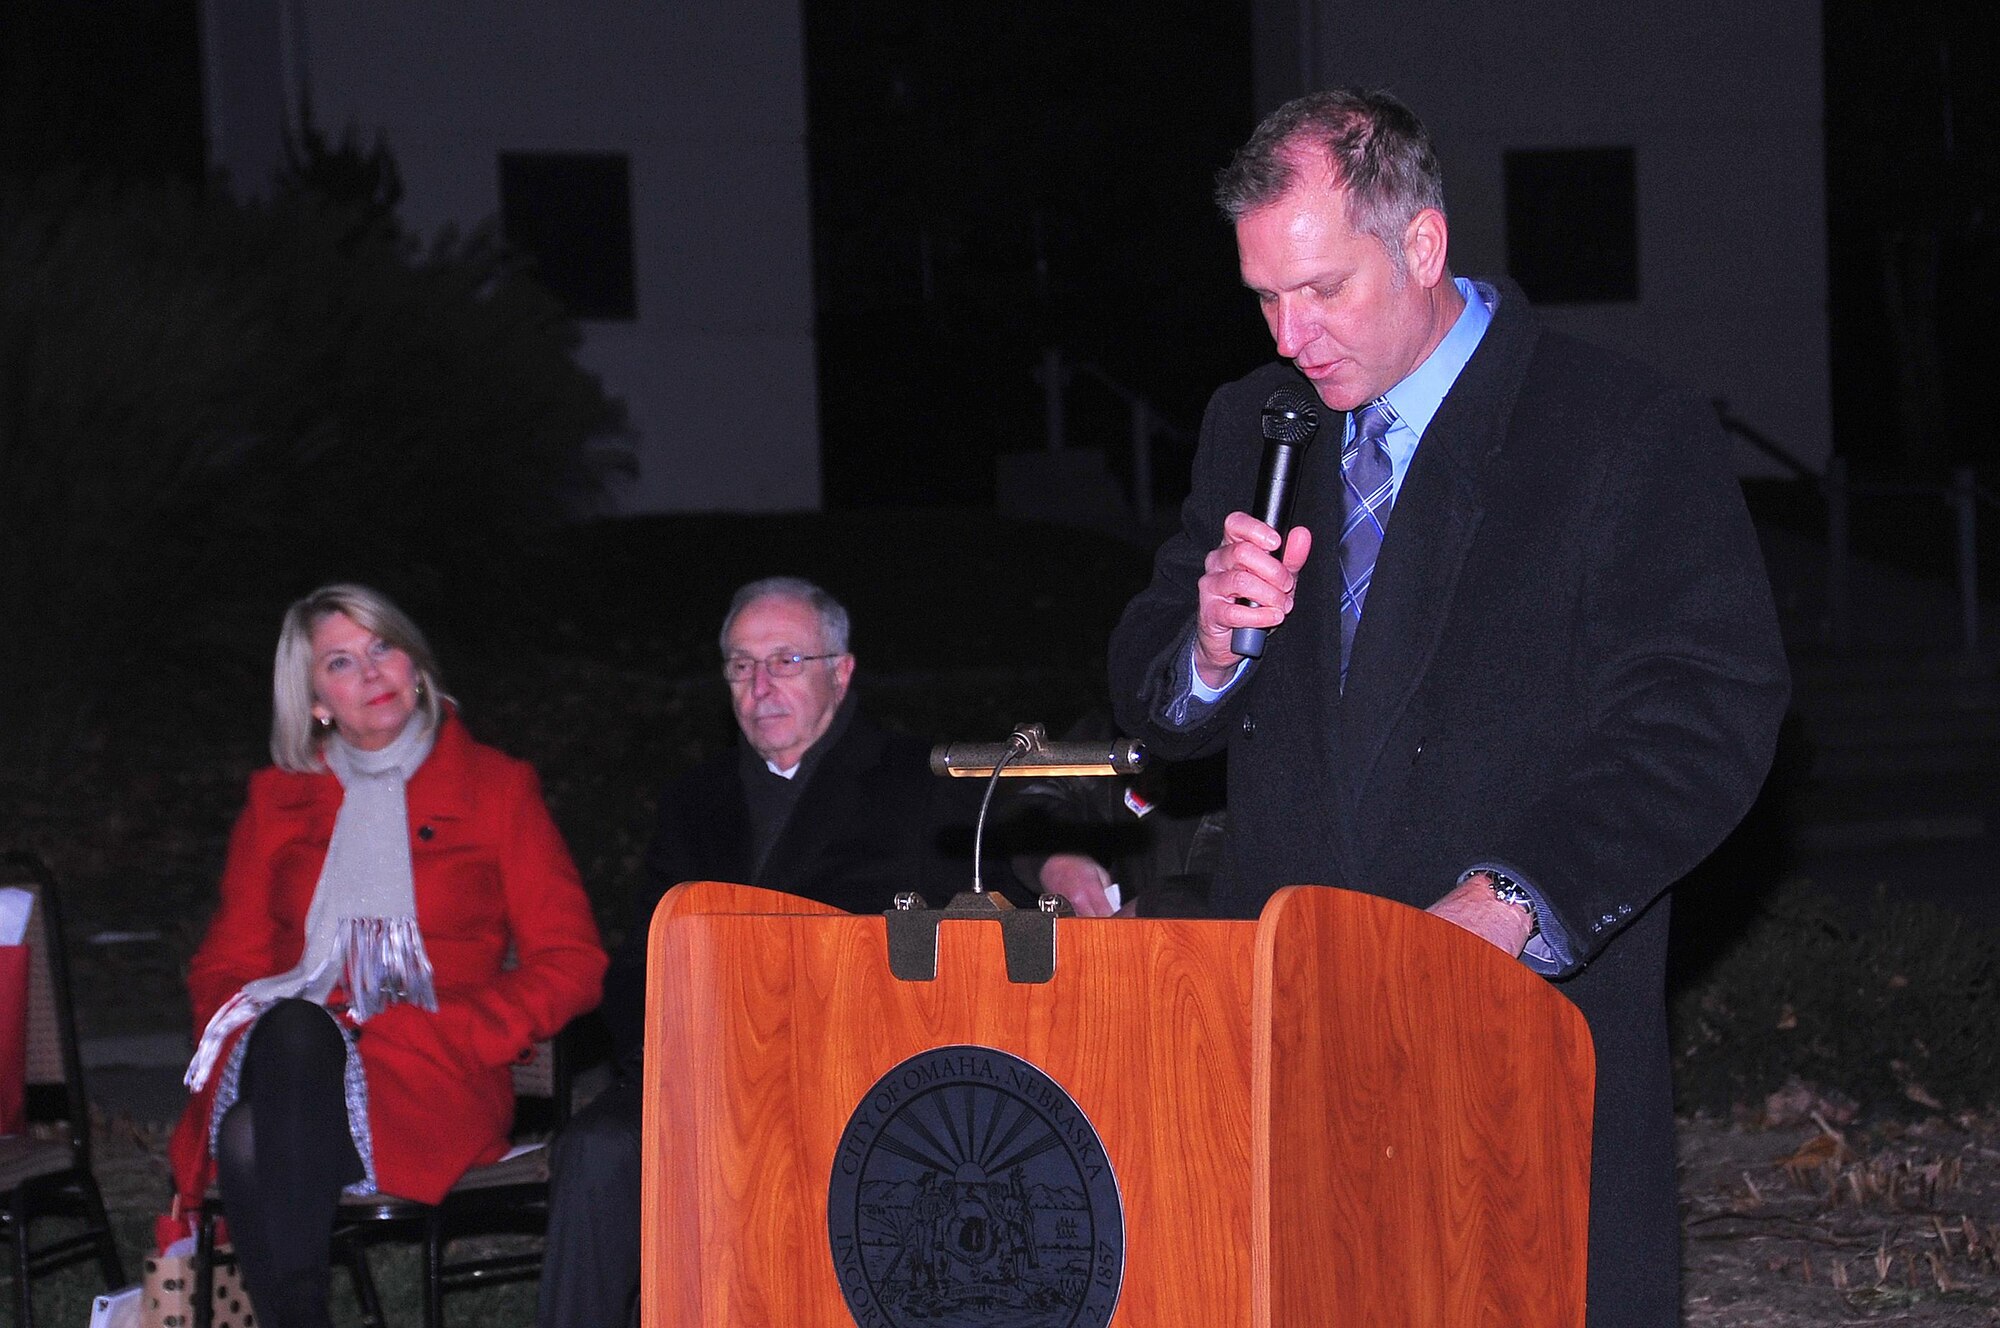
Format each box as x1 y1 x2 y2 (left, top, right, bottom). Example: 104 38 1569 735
0 851 126 1328
195 1025 572 1328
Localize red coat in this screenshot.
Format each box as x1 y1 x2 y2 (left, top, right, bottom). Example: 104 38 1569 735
168 713 606 1208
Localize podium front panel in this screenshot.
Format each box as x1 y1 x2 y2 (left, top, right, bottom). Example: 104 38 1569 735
642 905 1256 1327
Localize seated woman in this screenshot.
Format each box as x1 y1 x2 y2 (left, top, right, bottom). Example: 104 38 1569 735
167 583 606 1328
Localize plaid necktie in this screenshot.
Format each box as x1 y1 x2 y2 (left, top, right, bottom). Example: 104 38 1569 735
1338 398 1398 686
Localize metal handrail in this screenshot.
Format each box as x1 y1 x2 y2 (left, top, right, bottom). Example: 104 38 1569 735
1715 399 1817 482
1036 346 1190 524
1717 399 1999 655
1820 460 1999 655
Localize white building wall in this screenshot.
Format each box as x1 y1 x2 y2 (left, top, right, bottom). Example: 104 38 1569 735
201 0 821 513
1253 0 1830 474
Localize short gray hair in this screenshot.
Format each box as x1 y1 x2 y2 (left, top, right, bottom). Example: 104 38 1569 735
719 576 851 655
270 583 450 771
1215 88 1446 278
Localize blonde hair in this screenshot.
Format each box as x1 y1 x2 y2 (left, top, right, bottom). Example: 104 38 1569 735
270 583 450 771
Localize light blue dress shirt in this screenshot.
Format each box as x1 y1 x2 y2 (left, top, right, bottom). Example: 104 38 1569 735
1189 276 1495 702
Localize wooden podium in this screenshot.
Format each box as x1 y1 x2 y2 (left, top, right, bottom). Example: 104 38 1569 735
640 881 1594 1326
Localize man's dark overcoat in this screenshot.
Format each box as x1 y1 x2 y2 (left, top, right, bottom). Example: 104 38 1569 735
543 702 995 1327
601 705 975 1069
1109 278 1790 1328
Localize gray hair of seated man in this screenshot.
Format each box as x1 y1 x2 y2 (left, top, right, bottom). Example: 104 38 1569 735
718 576 852 656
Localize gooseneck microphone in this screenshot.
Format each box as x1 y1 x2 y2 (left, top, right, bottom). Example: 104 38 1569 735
1229 386 1321 659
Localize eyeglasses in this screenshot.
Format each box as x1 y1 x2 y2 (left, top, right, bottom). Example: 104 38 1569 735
722 651 842 683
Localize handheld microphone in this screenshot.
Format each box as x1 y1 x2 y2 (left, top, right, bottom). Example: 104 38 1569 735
1229 386 1320 659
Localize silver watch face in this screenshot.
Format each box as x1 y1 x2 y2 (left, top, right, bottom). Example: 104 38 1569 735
1484 872 1533 910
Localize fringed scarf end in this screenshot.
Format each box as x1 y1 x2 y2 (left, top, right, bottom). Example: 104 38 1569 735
340 916 438 1021
186 990 264 1092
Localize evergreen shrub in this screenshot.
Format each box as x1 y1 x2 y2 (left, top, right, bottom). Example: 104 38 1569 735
0 145 623 777
1672 882 2000 1114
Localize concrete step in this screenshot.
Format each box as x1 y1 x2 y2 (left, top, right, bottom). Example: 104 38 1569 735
1811 741 2000 782
82 1030 188 1070
1789 648 2000 786
1795 810 1988 853
1807 708 2000 750
1791 651 1998 685
1789 773 1993 852
1794 683 2000 727
80 1031 192 1127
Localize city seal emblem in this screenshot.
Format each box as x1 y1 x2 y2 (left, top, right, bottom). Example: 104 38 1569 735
827 1045 1124 1327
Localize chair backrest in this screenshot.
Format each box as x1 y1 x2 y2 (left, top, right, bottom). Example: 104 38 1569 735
510 1039 554 1099
1 851 95 1162
507 1031 571 1135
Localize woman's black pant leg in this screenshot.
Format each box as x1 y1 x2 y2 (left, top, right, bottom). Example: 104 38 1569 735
212 999 363 1328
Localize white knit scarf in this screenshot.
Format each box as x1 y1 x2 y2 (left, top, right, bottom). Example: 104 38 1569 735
184 714 440 1091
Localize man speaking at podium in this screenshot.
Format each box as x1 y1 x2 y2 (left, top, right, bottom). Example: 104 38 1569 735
1109 89 1788 1327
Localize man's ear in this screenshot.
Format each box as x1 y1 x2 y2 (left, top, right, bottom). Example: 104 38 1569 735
1402 207 1450 288
833 653 856 697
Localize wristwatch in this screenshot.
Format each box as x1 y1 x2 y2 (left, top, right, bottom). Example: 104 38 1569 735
1461 868 1539 934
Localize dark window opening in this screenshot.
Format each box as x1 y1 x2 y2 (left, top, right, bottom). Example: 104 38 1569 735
498 151 637 320
1504 146 1638 304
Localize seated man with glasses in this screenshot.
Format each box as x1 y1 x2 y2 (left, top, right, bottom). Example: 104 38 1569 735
539 574 994 1328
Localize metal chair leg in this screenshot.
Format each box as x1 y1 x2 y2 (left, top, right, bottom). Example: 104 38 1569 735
338 1230 388 1328
424 1209 446 1328
82 1178 126 1286
11 1201 36 1328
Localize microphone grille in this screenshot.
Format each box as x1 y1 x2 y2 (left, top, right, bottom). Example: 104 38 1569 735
1260 387 1320 444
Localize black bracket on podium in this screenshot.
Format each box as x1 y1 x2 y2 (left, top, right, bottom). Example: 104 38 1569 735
886 889 1074 984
